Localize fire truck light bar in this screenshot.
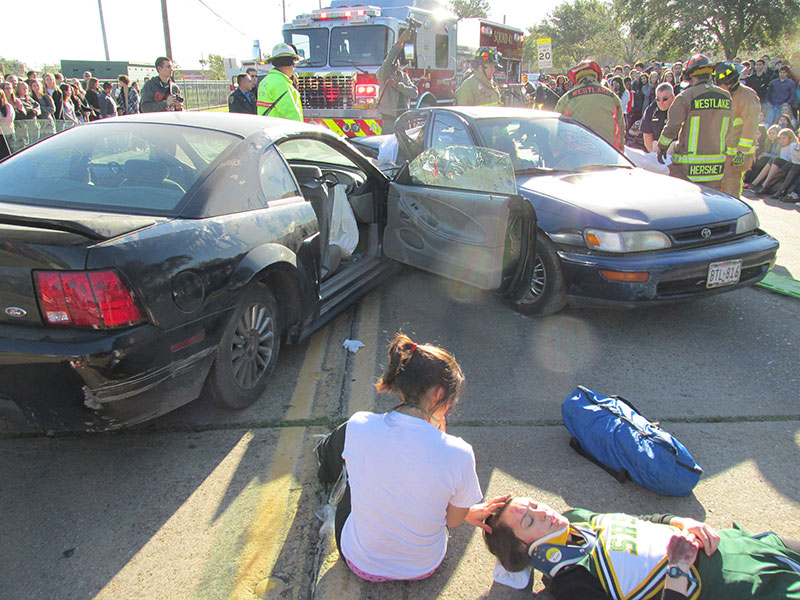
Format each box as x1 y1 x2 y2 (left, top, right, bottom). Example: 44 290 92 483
312 6 380 20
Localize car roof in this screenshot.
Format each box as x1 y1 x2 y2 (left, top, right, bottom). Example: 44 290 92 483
106 111 336 143
427 106 562 120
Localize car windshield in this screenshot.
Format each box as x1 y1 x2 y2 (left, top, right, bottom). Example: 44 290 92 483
475 117 632 174
0 123 239 215
330 25 393 66
285 28 329 67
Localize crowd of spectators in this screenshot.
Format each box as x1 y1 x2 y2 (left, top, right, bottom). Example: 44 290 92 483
0 69 142 158
529 54 800 201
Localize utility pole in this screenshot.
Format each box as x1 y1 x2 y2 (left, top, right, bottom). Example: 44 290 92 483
161 0 174 60
97 0 110 60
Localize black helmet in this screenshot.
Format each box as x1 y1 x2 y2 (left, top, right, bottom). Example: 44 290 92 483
713 61 743 86
684 54 715 78
475 46 502 65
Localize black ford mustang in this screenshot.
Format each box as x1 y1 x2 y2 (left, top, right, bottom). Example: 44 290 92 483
0 112 534 430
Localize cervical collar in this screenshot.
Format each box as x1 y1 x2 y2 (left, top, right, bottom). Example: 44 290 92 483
528 525 598 577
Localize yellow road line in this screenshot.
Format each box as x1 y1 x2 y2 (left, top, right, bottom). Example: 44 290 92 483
346 292 382 415
229 328 328 599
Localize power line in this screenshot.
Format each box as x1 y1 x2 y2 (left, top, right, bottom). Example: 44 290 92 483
192 0 253 39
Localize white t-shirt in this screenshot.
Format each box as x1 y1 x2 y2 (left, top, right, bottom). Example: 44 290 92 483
340 410 483 579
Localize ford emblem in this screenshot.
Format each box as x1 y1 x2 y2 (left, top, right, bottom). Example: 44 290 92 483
701 227 712 239
5 307 27 318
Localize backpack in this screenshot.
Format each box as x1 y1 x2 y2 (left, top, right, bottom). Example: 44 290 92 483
561 386 703 497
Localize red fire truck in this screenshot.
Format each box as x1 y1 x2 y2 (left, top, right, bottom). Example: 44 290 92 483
282 0 524 137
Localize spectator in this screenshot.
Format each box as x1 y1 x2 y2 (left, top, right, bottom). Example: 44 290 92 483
765 65 797 124
84 78 102 121
257 43 303 120
59 84 79 129
228 73 257 114
116 75 139 114
629 72 649 125
749 128 798 195
29 79 56 139
4 73 18 88
641 82 675 152
0 81 16 152
646 70 659 108
69 82 92 123
777 109 796 130
377 28 418 132
610 75 629 113
554 75 568 97
141 56 184 113
744 59 772 114
745 124 781 184
661 69 680 95
42 73 63 131
81 71 92 91
54 73 64 88
13 81 40 149
25 71 38 85
0 88 14 159
99 81 117 118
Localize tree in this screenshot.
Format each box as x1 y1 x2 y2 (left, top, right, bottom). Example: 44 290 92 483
207 54 225 80
0 57 27 77
449 0 488 19
629 0 800 59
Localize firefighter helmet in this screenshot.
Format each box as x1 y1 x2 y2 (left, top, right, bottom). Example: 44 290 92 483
713 61 743 86
269 43 300 63
684 54 715 78
475 47 502 65
567 60 602 84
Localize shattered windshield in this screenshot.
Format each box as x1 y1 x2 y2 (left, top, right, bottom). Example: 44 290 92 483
408 146 517 194
475 117 632 173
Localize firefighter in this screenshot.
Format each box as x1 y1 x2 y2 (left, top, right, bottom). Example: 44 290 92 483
657 54 736 187
455 47 502 106
714 61 760 197
376 28 418 134
554 60 625 150
257 43 303 121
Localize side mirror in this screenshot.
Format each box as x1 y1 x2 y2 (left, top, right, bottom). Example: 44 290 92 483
403 43 415 62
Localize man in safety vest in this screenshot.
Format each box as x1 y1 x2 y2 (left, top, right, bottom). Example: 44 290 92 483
657 54 736 187
713 61 760 197
554 60 625 150
455 47 502 106
257 43 303 121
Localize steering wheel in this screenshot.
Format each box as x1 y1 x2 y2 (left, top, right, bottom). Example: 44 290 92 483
107 161 122 175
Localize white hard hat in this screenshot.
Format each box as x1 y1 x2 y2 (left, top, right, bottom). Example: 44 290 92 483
269 43 300 62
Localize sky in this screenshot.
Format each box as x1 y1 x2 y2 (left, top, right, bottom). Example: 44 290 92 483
3 0 561 71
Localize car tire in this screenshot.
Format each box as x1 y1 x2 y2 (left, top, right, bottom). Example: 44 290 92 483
205 285 281 410
509 234 567 317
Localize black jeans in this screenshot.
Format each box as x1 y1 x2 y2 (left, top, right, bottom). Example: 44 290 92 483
317 420 351 555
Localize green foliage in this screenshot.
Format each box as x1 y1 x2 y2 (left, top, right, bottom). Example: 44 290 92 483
207 54 226 80
0 57 27 76
449 0 489 19
41 63 61 76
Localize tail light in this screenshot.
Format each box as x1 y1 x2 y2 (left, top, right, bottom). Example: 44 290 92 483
35 270 144 329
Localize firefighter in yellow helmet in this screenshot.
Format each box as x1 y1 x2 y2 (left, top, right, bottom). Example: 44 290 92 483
455 47 502 106
657 54 737 187
554 60 625 150
257 43 303 121
714 61 760 197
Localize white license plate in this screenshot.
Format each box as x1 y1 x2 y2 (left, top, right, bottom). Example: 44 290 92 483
706 259 742 288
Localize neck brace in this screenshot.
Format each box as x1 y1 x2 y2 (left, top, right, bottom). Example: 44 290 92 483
528 525 599 577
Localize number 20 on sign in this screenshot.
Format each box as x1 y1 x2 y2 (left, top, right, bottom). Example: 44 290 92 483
537 37 553 70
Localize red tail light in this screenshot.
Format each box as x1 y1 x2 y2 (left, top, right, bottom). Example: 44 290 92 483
35 270 144 329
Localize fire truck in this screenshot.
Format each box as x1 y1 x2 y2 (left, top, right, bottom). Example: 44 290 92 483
282 0 524 137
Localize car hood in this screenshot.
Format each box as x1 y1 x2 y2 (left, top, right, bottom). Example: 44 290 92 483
517 168 750 230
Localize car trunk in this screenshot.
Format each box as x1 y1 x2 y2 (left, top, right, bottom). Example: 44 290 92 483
0 202 159 327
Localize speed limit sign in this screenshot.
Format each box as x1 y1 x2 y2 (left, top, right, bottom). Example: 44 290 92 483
537 37 553 70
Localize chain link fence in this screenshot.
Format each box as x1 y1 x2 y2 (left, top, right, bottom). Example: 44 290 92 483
178 80 230 111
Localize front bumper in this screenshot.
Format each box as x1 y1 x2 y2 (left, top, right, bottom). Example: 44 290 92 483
558 231 779 308
0 310 230 431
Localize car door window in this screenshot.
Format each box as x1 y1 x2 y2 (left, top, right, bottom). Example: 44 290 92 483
259 146 301 204
430 113 473 148
278 138 359 169
408 146 516 194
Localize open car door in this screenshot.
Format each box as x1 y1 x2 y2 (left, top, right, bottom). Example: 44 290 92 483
384 145 536 298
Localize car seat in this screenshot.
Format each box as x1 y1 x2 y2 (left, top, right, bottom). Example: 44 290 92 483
120 159 185 194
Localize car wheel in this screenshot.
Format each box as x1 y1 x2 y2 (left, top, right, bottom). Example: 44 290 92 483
205 285 281 410
509 235 567 316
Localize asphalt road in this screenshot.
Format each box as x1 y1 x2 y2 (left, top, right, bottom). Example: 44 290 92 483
0 193 798 600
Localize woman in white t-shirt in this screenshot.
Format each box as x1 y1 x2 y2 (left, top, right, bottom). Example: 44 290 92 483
750 128 798 195
316 333 506 582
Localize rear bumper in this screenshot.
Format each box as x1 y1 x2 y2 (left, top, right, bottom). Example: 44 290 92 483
558 231 779 308
0 310 230 431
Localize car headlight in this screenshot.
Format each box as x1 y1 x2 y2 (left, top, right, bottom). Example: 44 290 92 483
584 229 672 252
735 211 759 234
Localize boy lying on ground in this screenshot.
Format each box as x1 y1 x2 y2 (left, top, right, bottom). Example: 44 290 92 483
483 496 800 599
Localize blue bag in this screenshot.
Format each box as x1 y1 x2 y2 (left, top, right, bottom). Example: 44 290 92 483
562 386 703 497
